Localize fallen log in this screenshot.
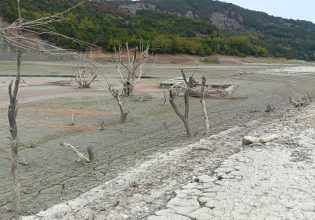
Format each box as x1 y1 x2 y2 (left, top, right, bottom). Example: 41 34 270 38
61 142 91 163
242 134 278 145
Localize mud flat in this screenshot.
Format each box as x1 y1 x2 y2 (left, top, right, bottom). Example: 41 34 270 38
21 102 315 220
0 61 315 219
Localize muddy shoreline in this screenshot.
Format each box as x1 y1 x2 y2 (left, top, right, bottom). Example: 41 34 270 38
0 62 315 219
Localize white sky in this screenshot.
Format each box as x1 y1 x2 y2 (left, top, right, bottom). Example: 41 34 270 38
220 0 315 23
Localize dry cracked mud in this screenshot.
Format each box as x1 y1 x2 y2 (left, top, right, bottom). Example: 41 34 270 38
22 103 315 220
0 62 315 219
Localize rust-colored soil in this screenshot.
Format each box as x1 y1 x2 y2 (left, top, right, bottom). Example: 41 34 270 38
21 107 111 117
48 124 99 132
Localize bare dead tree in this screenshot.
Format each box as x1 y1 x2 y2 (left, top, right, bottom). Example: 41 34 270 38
169 70 193 137
7 0 22 214
0 0 91 214
74 51 98 88
108 85 129 123
115 42 149 96
200 76 210 135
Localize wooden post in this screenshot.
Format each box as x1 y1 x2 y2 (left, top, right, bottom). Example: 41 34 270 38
71 108 75 125
200 76 210 135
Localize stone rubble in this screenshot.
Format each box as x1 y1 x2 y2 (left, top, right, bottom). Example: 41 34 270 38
148 108 315 220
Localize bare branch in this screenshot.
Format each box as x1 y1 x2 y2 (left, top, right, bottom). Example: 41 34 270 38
61 142 91 163
114 43 149 96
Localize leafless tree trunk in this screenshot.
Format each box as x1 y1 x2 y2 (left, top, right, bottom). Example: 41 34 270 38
108 85 129 123
115 42 149 96
8 0 22 214
169 70 193 137
200 76 210 135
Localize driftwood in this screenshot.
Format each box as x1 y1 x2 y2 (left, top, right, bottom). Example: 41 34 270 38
190 84 238 98
61 142 92 163
242 134 278 145
200 76 210 135
115 42 149 96
108 85 129 123
165 77 239 98
169 70 193 137
192 146 214 152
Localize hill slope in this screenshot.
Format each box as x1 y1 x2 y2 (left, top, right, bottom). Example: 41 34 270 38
0 0 314 60
112 0 315 60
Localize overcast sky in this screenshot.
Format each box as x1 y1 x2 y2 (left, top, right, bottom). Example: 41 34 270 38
220 0 315 23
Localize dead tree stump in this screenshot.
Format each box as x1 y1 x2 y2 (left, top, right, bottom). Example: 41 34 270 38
169 70 193 137
200 76 210 135
108 85 129 123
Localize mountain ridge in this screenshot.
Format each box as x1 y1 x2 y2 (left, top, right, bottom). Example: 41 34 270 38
0 0 314 61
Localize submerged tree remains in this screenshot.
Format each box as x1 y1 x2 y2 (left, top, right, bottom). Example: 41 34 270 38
0 0 91 214
290 94 312 110
61 142 93 163
115 43 149 96
108 85 129 123
161 78 238 98
74 51 98 88
200 76 210 135
7 0 23 213
169 70 193 137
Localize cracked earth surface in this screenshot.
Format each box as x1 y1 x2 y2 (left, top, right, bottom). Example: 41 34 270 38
148 111 315 220
21 104 315 220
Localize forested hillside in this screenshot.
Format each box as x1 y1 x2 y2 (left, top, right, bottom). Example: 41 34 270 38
0 0 314 60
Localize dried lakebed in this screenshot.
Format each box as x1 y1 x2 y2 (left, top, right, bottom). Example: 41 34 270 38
23 101 315 219
0 62 315 219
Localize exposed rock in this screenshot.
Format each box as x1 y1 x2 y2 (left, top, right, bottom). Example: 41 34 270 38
118 3 157 14
209 12 243 30
184 10 195 18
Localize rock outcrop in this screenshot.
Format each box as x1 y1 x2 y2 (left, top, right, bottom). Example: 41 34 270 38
209 12 243 30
